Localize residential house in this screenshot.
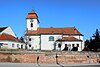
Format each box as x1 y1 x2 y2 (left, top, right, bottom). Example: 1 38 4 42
0 27 25 49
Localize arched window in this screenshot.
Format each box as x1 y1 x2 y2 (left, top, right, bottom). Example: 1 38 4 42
58 44 61 48
29 38 31 41
49 36 54 41
31 23 33 27
77 44 79 47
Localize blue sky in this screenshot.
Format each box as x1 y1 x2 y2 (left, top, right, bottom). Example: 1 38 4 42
0 0 100 40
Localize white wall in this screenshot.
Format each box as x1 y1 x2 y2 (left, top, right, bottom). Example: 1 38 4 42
0 41 25 49
27 35 40 50
56 41 82 51
1 27 16 37
27 19 39 30
25 34 84 51
41 35 62 50
73 35 83 40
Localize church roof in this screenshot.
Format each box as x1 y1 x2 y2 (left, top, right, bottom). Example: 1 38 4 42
57 36 82 41
0 27 7 32
26 9 38 19
25 27 83 35
0 33 21 42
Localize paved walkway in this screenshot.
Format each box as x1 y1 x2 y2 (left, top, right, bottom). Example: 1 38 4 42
0 63 100 67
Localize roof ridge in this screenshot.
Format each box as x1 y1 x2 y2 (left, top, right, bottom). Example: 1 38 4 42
38 27 75 28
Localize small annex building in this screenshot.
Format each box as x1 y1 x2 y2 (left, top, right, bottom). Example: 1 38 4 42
0 27 25 49
24 9 84 51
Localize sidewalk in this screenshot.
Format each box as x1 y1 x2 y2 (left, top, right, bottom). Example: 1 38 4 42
0 63 100 67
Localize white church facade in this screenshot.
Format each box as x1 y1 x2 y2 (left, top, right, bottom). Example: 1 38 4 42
24 9 84 51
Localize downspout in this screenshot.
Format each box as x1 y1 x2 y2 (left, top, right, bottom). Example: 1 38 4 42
40 34 41 50
81 40 82 51
61 34 63 51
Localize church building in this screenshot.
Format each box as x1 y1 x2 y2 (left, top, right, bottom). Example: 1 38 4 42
24 9 84 51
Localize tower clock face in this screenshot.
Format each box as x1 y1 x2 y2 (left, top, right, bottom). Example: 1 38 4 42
30 19 33 22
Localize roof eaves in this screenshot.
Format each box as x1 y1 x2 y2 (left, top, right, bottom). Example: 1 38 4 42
0 27 8 32
56 39 82 41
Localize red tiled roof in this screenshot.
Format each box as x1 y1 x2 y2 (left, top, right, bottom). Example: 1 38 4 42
57 36 82 41
26 9 38 19
25 27 83 35
0 33 22 42
61 36 80 41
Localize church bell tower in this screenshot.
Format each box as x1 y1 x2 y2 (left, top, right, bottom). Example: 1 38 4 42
26 9 39 30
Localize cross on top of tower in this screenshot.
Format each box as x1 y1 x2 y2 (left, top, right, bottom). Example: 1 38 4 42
31 8 35 13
